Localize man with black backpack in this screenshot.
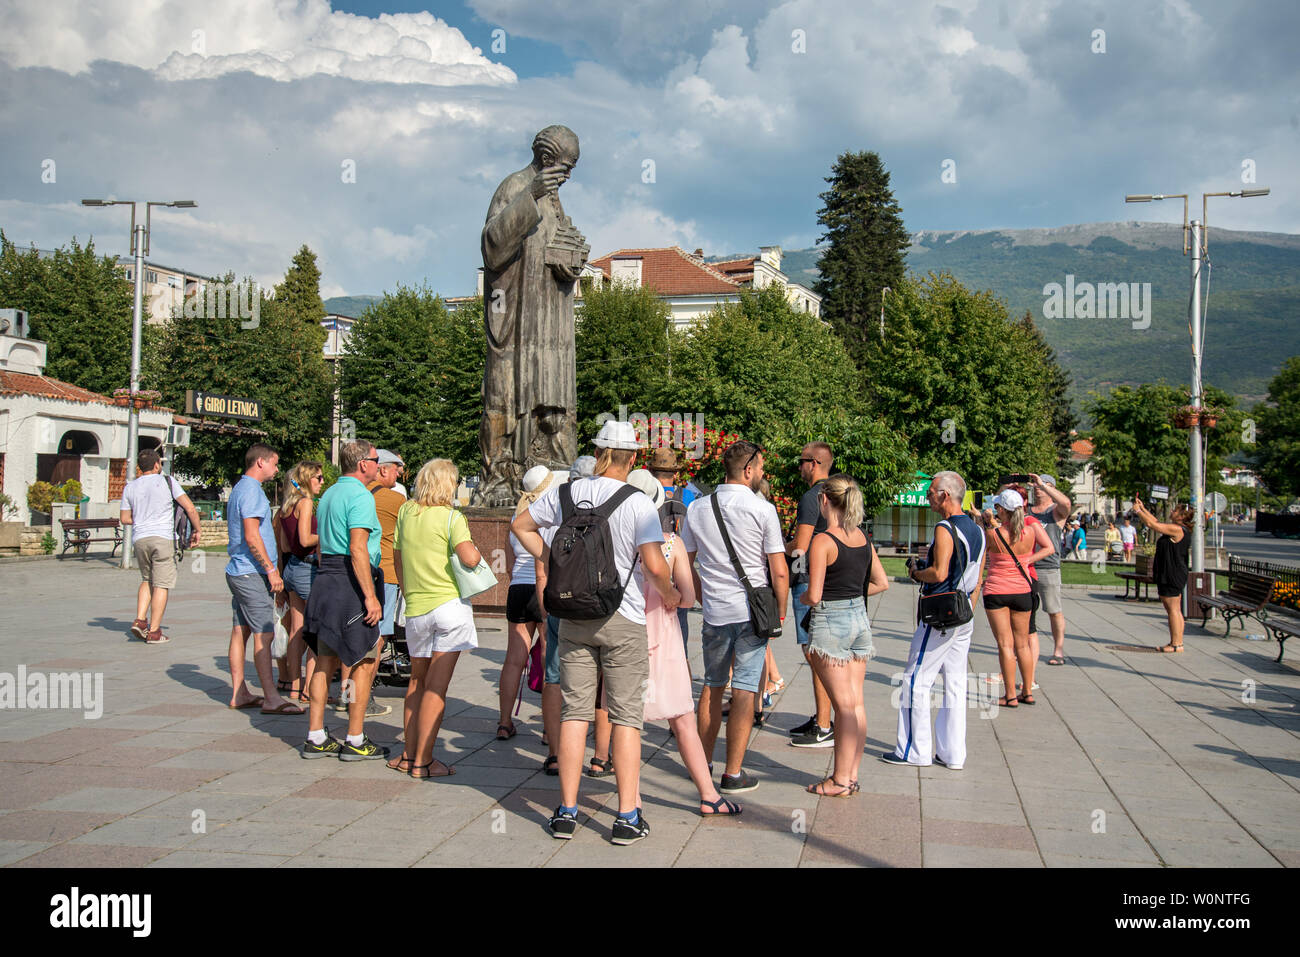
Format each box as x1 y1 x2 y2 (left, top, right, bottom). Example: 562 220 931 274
120 449 201 644
512 420 680 845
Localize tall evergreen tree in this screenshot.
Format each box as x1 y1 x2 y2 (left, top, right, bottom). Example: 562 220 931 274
1017 310 1081 481
0 232 133 395
275 245 326 328
812 151 910 365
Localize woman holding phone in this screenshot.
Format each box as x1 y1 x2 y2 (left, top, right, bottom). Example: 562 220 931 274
1132 497 1192 652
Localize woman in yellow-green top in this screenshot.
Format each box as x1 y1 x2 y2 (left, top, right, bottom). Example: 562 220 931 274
389 459 483 779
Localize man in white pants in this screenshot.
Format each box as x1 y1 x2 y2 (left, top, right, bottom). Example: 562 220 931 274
882 471 985 770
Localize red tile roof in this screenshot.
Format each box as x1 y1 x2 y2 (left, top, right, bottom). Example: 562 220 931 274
0 371 110 405
589 247 742 296
709 257 757 283
1071 438 1094 457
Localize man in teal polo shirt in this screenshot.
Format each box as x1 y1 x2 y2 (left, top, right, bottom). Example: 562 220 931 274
302 439 389 761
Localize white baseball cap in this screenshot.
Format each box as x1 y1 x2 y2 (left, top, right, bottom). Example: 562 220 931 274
626 469 665 509
593 420 643 450
992 489 1025 511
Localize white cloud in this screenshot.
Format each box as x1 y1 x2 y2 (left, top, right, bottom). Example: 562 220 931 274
0 1 515 85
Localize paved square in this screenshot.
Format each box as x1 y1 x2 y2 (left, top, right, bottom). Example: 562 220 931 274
0 555 1295 866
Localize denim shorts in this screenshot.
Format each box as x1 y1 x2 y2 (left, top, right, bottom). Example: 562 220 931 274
283 555 317 601
807 597 873 663
544 615 561 685
701 620 767 693
379 582 400 637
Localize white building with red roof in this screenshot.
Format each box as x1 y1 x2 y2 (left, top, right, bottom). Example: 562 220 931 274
587 244 820 327
0 326 175 524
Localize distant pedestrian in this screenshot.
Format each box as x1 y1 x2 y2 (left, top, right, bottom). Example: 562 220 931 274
121 448 201 644
1120 517 1137 559
1132 497 1192 653
273 460 323 702
300 439 388 760
389 458 483 777
224 444 301 714
883 471 984 769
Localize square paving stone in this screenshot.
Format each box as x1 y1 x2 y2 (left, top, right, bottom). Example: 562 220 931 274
36 787 177 815
0 809 119 842
923 842 1042 867
71 815 201 849
186 819 338 856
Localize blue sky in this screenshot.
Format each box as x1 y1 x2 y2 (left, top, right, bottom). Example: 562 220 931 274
0 1 1295 299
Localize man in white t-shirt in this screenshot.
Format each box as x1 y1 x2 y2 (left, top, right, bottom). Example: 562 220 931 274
120 448 201 644
681 439 788 796
512 420 679 846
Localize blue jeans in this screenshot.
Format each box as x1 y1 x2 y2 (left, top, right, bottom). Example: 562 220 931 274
544 615 561 686
792 581 811 645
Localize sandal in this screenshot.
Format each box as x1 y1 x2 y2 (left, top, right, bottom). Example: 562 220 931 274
387 752 413 773
411 759 456 778
700 795 743 816
1157 643 1184 653
1017 692 1035 705
496 723 517 740
806 777 854 797
543 755 559 776
585 756 614 778
1047 656 1065 666
998 695 1019 708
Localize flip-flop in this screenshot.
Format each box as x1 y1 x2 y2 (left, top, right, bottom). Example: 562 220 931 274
1047 657 1065 666
997 695 1019 708
229 697 264 710
260 701 304 715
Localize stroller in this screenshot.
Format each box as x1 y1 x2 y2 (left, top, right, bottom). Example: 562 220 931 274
375 594 413 687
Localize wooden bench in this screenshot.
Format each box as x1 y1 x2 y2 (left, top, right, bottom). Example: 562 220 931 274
1196 571 1276 636
58 518 123 558
1116 552 1155 601
1262 604 1299 664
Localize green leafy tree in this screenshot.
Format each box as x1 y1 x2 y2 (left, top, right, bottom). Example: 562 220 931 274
857 273 1056 491
1086 382 1243 501
148 252 333 485
0 232 133 395
575 281 671 445
338 288 484 476
1251 356 1300 498
1018 310 1081 482
812 150 910 365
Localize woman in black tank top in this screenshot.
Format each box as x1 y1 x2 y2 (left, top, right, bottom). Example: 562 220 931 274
798 476 890 797
1132 497 1193 652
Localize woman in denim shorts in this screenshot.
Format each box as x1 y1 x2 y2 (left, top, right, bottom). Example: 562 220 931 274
273 461 323 702
800 475 890 797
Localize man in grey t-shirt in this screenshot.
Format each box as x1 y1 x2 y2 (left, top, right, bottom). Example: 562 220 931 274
1029 474 1072 665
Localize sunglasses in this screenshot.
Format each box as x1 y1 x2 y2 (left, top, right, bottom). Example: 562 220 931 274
799 457 819 465
362 456 380 464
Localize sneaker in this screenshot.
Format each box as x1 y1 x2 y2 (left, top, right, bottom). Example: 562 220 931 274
130 619 149 640
144 629 171 645
338 736 390 761
789 715 817 737
549 807 578 840
879 750 910 766
720 770 759 794
302 735 342 759
611 811 650 846
365 698 392 718
790 723 834 748
934 756 964 771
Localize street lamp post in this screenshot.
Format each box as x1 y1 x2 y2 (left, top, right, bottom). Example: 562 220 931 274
81 198 196 568
1124 187 1269 573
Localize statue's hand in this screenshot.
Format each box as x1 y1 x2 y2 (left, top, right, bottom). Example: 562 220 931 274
550 262 581 283
530 166 568 199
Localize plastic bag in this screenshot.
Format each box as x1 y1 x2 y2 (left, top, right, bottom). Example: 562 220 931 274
271 601 289 658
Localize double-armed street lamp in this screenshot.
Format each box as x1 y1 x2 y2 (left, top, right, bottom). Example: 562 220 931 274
1123 187 1270 574
81 199 197 568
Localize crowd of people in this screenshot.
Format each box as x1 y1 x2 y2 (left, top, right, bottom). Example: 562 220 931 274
119 426 1202 846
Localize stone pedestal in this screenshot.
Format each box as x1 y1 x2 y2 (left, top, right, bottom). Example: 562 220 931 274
461 507 514 617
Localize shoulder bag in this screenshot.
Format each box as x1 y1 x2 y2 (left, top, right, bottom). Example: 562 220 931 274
447 508 497 599
994 526 1040 612
917 520 974 629
711 492 781 638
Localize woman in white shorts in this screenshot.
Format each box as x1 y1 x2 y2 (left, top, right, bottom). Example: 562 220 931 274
390 459 482 779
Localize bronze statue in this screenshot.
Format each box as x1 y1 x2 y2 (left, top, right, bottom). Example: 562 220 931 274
474 124 589 507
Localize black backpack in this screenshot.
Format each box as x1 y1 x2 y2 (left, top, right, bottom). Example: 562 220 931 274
659 484 689 536
544 481 639 621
